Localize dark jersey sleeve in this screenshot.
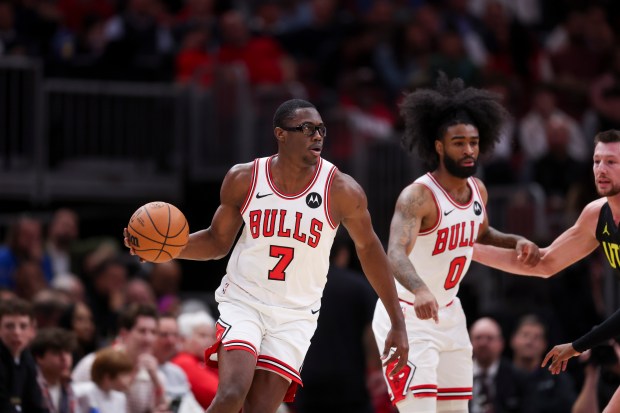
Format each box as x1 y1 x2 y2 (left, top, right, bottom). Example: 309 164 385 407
573 307 620 352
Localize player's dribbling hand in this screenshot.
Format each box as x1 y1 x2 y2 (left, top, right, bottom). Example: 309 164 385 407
516 238 541 267
541 342 580 374
413 287 439 323
381 323 409 377
123 227 146 263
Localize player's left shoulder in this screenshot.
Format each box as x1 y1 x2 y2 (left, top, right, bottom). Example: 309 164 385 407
328 170 368 218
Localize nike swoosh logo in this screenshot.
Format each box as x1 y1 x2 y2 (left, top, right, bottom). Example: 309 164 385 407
311 308 320 315
444 209 454 216
256 193 273 199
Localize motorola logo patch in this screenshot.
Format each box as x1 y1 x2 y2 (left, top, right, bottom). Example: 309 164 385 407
306 192 322 208
473 201 482 216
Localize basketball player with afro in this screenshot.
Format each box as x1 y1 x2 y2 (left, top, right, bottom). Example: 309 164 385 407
372 74 540 413
125 99 408 413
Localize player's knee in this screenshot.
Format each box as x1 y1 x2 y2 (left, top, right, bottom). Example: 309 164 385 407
396 394 436 413
437 398 468 413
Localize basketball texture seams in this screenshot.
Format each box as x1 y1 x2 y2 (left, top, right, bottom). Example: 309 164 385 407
127 202 190 263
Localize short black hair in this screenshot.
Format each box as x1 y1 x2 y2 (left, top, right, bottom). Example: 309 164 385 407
118 303 158 332
400 73 508 169
273 99 316 129
594 129 620 145
513 314 547 341
0 298 34 322
30 327 77 358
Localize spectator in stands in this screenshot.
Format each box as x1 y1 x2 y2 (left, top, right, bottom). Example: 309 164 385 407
216 9 296 86
373 13 435 100
72 303 169 413
99 0 175 82
32 288 70 329
85 257 128 341
125 278 157 306
519 84 588 166
150 261 182 316
0 215 53 289
510 314 576 412
294 233 390 413
72 347 133 413
0 298 48 412
590 46 620 131
175 24 214 87
52 273 85 303
531 116 588 200
59 301 97 366
154 314 204 411
171 310 218 409
14 259 48 300
45 208 79 279
548 7 609 119
470 316 527 413
31 327 78 413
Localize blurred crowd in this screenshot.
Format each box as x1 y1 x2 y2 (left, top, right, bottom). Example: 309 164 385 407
3 0 620 412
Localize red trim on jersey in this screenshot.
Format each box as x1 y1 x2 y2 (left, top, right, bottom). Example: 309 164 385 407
266 155 323 199
426 173 474 209
437 395 472 400
240 159 260 215
324 166 338 229
416 183 442 235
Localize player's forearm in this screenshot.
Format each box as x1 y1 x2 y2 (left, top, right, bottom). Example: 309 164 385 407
573 308 620 352
388 250 429 293
476 226 524 248
473 244 551 277
177 229 230 260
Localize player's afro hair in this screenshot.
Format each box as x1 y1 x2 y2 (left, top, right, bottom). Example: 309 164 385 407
400 73 508 169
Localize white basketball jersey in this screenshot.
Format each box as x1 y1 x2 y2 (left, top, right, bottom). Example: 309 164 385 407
395 173 486 306
224 156 339 309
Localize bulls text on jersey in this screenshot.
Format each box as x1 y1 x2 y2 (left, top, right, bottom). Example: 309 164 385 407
432 221 479 256
248 209 323 248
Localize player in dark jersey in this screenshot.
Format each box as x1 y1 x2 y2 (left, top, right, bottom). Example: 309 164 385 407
474 129 620 412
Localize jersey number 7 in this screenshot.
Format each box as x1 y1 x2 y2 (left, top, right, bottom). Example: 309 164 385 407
268 245 295 281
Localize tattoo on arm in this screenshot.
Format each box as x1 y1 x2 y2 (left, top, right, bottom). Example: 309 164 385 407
389 190 430 292
477 226 523 248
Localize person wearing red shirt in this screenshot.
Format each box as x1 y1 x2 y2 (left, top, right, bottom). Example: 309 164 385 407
171 311 218 409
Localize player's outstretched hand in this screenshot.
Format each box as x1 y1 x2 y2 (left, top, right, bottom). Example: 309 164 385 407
542 342 580 374
413 287 439 323
123 228 145 263
381 323 409 377
516 238 541 267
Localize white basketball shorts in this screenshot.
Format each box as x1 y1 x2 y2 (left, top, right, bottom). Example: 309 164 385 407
205 277 319 402
372 297 473 405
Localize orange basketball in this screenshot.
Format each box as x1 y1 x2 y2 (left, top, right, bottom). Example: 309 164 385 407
127 201 189 263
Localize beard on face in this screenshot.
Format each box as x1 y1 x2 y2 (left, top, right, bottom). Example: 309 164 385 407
443 153 477 178
597 183 620 197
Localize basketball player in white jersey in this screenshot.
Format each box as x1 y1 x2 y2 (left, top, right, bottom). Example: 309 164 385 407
372 74 540 413
124 99 408 413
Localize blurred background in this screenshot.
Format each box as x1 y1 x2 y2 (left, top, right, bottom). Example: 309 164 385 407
2 0 620 411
